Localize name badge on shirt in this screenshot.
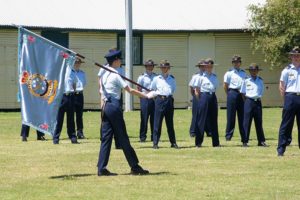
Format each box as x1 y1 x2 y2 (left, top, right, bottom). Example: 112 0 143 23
288 73 296 80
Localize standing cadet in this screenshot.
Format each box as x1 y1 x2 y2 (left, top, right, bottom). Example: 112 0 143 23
148 60 178 149
223 55 247 144
53 63 79 144
20 124 46 142
74 58 86 139
189 60 205 137
193 59 220 147
98 62 122 149
97 49 149 175
277 46 300 156
137 59 157 142
240 63 267 147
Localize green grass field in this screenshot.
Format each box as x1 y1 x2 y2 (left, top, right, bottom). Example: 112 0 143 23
1 108 300 200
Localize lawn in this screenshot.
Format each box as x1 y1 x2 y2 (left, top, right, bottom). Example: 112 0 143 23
0 108 300 200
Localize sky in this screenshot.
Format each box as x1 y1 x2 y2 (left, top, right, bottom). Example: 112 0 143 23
0 0 266 30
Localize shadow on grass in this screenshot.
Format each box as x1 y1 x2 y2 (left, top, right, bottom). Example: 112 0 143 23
49 173 94 180
121 171 176 176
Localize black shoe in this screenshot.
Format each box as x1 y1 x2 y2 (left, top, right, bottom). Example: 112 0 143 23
37 136 46 141
242 143 248 147
213 145 221 147
98 169 118 176
131 165 149 175
22 137 27 142
226 138 231 141
71 138 80 144
153 144 159 149
190 133 195 137
140 139 146 143
53 140 59 144
196 144 201 148
206 133 212 137
171 143 179 149
77 135 85 139
258 142 268 147
278 152 284 157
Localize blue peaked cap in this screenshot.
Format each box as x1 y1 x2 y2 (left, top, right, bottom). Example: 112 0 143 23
104 49 122 62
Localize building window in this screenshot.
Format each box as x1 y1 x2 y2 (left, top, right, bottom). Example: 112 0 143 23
41 30 69 48
117 34 143 65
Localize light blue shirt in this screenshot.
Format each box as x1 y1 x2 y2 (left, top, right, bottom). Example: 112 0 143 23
150 74 176 96
189 71 204 88
64 66 77 93
280 64 300 93
193 72 219 93
98 66 128 100
75 69 86 92
116 66 125 76
240 76 264 99
224 67 247 89
137 72 157 93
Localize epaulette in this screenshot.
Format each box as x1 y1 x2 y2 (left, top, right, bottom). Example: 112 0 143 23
240 69 245 72
258 76 263 80
212 73 217 76
170 75 175 78
228 67 234 71
285 65 292 69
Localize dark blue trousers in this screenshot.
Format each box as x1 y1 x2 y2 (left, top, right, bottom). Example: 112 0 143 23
139 98 155 141
282 108 293 144
243 98 265 143
225 89 245 141
153 96 176 145
53 94 76 142
20 124 44 138
195 93 220 146
97 98 139 171
190 95 211 136
74 93 84 133
278 94 300 154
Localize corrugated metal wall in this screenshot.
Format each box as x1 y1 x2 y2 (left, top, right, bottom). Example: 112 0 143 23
214 33 282 107
133 33 189 109
0 30 284 109
69 32 116 109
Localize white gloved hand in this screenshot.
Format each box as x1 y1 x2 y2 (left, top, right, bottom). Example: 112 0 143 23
146 91 158 99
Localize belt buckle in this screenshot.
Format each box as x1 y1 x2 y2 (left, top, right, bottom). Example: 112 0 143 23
161 96 166 99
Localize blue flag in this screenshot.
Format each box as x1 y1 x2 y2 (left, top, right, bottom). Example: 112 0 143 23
18 27 76 136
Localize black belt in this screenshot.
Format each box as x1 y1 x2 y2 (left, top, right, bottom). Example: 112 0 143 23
157 95 172 99
75 91 83 95
286 92 300 96
201 92 215 95
64 92 74 96
247 97 261 102
228 88 240 93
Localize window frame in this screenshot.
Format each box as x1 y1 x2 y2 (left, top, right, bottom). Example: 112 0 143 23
117 33 143 65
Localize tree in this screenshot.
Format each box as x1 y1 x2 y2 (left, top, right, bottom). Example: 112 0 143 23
248 0 300 68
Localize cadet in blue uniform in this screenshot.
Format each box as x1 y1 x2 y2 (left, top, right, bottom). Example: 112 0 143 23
148 60 178 149
97 49 149 176
98 63 122 149
223 55 247 145
193 59 220 147
74 58 86 139
137 59 157 142
20 124 46 142
53 63 78 144
240 63 267 147
277 46 300 156
189 60 205 137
